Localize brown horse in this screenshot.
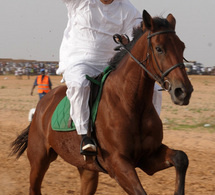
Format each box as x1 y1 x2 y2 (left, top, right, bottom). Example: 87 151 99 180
11 10 193 195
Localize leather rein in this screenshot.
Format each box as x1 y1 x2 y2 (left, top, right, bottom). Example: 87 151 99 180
113 30 185 91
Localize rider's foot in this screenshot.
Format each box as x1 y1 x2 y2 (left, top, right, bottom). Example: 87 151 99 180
81 135 96 154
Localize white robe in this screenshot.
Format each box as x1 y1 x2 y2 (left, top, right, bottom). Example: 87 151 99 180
57 0 141 76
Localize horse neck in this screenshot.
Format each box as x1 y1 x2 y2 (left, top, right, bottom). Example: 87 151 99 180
111 53 155 112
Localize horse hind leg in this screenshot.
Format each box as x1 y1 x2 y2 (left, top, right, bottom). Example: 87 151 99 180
139 144 188 195
27 145 58 195
78 168 98 195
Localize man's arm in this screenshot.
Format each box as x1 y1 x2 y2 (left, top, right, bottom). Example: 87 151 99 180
48 77 52 90
31 85 36 96
31 78 38 95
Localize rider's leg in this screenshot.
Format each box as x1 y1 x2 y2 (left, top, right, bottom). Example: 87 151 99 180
152 83 162 115
66 81 96 154
63 64 105 155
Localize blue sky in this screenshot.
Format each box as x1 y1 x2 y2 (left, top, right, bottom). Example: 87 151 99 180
1 0 215 67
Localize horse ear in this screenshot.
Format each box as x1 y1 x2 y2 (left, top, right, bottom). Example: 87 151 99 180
142 10 154 30
167 14 176 30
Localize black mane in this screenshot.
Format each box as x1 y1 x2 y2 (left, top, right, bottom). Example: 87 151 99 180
108 17 170 69
153 17 170 29
108 25 145 69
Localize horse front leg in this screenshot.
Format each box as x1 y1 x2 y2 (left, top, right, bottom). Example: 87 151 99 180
138 144 188 195
108 156 147 195
77 168 99 195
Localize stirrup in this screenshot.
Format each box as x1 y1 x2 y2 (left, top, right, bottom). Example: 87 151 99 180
80 136 97 156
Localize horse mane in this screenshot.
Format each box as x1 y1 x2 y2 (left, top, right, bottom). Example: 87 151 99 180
108 16 170 69
108 25 145 69
152 16 171 29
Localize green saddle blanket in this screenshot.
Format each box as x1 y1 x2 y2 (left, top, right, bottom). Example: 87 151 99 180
51 66 112 131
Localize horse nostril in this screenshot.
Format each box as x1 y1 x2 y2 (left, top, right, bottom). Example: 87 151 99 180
174 88 185 99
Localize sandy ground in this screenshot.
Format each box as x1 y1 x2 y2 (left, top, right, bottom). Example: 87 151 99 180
0 75 215 195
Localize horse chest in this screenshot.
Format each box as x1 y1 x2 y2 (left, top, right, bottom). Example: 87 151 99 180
138 117 163 152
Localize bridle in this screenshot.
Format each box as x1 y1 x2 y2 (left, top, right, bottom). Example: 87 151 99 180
113 30 185 91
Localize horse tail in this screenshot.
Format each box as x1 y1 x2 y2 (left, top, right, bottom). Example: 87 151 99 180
10 124 30 159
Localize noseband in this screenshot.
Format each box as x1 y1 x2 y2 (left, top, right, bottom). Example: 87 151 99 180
113 30 185 91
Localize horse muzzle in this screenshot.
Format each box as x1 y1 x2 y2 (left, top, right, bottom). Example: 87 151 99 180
170 84 193 105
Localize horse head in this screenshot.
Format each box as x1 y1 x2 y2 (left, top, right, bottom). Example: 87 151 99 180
140 10 193 105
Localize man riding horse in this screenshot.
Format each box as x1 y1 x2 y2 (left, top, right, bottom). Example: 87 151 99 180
57 0 162 155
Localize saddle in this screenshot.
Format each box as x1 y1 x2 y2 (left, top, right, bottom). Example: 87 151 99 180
51 66 112 132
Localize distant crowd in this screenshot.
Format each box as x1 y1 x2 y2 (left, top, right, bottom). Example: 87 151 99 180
0 60 58 76
185 62 215 75
1 59 215 76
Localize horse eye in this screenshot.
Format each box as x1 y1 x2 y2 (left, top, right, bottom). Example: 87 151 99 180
155 47 163 54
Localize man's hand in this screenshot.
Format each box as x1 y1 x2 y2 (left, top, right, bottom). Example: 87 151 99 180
121 34 130 45
114 34 130 45
113 34 130 51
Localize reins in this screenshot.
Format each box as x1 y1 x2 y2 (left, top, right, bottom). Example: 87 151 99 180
113 34 157 81
113 30 186 91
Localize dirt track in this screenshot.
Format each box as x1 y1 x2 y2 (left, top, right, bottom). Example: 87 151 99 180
0 75 214 195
